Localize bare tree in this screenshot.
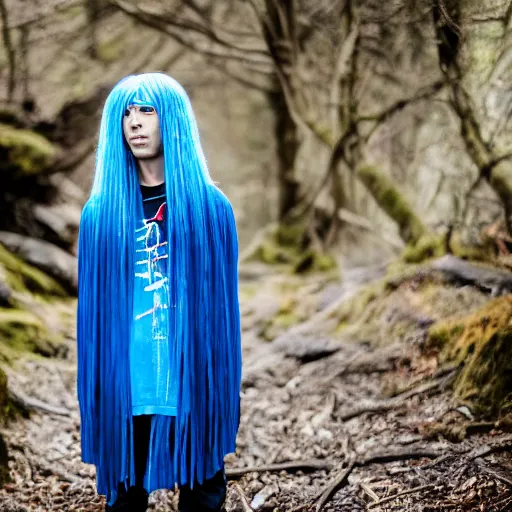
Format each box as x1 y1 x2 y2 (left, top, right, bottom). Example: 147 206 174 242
432 0 512 233
0 0 16 101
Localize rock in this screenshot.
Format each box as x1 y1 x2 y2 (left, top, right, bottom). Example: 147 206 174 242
33 204 81 249
0 232 77 293
0 243 66 297
300 424 315 437
317 428 333 441
431 255 512 296
250 483 279 510
274 333 341 363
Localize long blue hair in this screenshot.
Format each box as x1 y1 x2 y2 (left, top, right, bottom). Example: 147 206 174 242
77 73 241 505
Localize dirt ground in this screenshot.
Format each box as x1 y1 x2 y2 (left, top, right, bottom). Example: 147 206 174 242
0 263 511 512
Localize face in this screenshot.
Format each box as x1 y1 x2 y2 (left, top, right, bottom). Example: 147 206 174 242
122 104 162 159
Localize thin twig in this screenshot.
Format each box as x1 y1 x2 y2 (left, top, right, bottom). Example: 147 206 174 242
340 372 455 422
315 454 356 512
368 483 435 509
226 458 335 479
233 483 255 512
475 459 512 488
312 448 442 511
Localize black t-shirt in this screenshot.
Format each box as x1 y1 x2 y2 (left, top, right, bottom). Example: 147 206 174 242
140 181 166 221
139 181 168 270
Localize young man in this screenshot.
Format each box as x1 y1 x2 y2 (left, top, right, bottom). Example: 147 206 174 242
76 73 242 512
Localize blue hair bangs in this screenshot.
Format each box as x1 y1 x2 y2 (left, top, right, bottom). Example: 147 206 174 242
77 72 241 506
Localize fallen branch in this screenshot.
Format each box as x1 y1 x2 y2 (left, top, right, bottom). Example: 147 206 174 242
313 448 442 511
360 448 442 466
368 483 435 509
8 387 71 417
467 437 512 461
226 458 335 479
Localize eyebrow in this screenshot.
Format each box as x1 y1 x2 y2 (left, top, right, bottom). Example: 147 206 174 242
126 103 154 108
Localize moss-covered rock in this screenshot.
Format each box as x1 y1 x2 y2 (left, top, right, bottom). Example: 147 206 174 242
427 296 512 417
0 308 65 360
0 123 55 176
332 264 489 346
402 234 445 263
402 231 496 265
293 248 338 274
0 244 66 297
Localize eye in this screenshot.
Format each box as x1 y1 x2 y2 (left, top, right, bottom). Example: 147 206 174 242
124 108 130 117
140 106 155 113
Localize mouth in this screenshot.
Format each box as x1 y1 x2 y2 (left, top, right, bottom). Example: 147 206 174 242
130 136 148 144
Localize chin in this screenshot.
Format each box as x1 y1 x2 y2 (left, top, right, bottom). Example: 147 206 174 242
133 150 159 159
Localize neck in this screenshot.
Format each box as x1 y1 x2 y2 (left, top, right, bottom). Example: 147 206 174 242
137 154 165 186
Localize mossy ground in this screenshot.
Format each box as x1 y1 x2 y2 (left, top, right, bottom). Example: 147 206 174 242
0 244 72 457
427 296 512 418
324 258 511 420
0 308 65 361
240 271 333 342
330 263 487 345
242 221 339 277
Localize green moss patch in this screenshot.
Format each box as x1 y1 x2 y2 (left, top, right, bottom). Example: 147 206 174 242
427 296 512 417
0 308 64 360
402 232 496 265
293 249 338 274
402 234 445 263
244 221 339 276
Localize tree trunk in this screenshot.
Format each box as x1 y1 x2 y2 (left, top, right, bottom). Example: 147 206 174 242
433 0 512 234
0 0 15 101
267 88 300 222
86 0 101 58
357 165 428 245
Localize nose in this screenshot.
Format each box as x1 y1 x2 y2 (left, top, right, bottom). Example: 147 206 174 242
128 110 142 129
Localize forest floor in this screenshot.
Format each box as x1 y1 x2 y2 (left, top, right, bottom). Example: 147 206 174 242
0 260 511 511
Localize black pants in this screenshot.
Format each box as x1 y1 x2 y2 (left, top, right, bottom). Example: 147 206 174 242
106 415 227 512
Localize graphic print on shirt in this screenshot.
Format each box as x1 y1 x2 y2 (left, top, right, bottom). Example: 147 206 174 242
135 201 169 340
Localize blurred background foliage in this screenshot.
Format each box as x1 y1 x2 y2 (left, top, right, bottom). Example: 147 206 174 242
0 0 510 267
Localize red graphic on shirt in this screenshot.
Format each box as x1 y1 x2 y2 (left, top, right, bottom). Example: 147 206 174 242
147 202 166 223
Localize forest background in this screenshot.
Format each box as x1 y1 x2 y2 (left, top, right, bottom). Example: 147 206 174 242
0 1 511 511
